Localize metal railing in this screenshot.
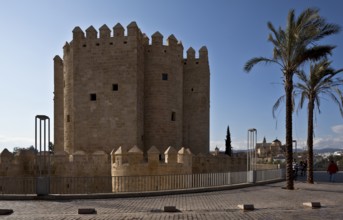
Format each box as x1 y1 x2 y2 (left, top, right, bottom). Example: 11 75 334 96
256 169 286 182
0 177 36 194
0 169 285 194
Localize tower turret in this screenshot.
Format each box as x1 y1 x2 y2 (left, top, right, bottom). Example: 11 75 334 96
183 46 210 154
54 55 64 153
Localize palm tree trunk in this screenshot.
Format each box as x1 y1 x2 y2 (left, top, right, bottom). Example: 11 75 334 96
307 99 315 183
285 74 294 190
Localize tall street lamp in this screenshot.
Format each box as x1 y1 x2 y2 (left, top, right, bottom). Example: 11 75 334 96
247 128 257 183
247 128 257 171
35 115 51 196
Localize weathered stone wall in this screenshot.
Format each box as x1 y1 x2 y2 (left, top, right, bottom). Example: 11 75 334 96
53 56 64 153
61 23 145 154
1 148 280 193
110 146 248 192
51 150 111 177
1 147 249 178
144 33 184 154
54 21 211 156
183 47 210 155
0 149 36 177
192 154 247 173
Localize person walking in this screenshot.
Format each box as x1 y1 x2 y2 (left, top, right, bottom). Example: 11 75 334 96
327 160 339 182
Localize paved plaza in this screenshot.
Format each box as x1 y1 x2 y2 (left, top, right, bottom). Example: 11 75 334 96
0 172 342 219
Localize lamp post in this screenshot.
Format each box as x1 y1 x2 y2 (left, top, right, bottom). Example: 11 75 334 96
247 128 257 183
35 115 50 196
247 128 257 171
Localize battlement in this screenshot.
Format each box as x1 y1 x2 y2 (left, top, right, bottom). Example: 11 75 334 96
184 46 208 63
111 146 193 177
63 21 208 66
68 22 198 52
0 146 249 180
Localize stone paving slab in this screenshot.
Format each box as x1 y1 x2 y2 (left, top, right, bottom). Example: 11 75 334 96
0 180 342 220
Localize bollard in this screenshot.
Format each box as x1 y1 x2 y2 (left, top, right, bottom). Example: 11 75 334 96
238 204 255 211
164 206 178 212
303 202 321 208
0 209 13 215
78 208 97 214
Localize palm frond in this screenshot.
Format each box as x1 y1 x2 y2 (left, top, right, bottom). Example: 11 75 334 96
244 57 279 72
314 96 321 114
313 23 341 41
330 87 343 116
298 91 308 110
272 95 285 118
299 45 335 64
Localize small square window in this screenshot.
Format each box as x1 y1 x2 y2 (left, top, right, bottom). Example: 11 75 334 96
171 112 176 121
112 84 118 91
90 93 97 101
162 73 168 81
67 115 70 122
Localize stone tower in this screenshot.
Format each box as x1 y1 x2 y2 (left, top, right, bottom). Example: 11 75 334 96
54 22 210 155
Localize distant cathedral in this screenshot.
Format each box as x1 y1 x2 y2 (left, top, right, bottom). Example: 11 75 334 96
53 22 210 156
256 137 285 158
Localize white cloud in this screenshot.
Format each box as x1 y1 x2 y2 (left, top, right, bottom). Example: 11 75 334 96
0 134 34 152
313 135 343 149
210 140 225 151
210 139 247 151
332 124 343 134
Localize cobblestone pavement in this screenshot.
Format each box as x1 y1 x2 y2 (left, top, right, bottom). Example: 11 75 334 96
1 173 342 219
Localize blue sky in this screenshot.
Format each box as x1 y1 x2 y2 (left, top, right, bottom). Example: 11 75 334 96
1 0 343 153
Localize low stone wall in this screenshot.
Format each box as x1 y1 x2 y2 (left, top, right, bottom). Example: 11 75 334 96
0 146 258 194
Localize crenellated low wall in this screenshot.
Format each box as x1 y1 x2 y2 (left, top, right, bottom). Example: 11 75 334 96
0 147 279 194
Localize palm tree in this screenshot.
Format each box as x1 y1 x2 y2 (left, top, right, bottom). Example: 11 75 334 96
244 8 340 189
295 60 343 183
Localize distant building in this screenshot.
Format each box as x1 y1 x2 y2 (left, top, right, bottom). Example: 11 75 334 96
333 151 342 156
256 137 285 158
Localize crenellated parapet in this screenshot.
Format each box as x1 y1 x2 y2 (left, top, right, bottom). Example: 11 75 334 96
111 146 193 177
64 21 187 54
1 147 252 180
184 46 208 64
66 21 191 53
